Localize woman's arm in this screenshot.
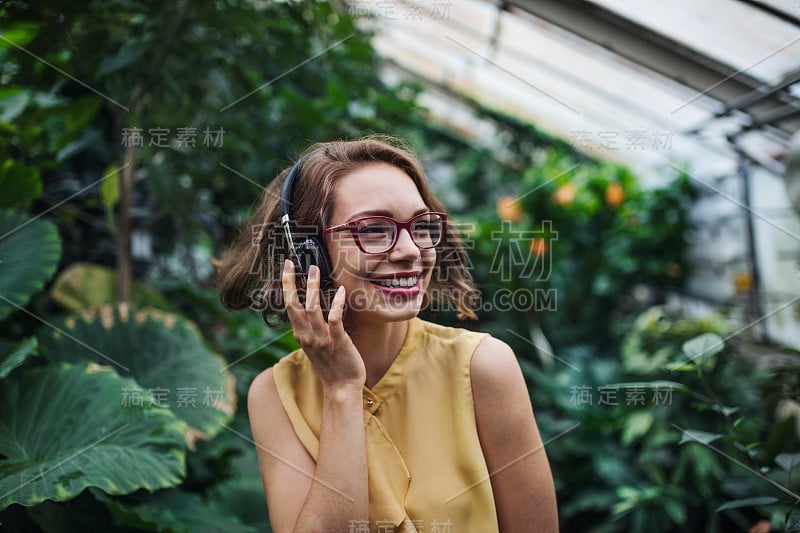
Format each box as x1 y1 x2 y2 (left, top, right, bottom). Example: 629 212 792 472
471 336 559 532
248 369 367 532
247 262 369 532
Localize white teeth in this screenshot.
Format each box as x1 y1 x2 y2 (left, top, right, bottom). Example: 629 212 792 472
373 276 418 288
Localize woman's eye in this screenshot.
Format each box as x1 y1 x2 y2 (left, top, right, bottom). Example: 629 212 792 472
359 225 390 236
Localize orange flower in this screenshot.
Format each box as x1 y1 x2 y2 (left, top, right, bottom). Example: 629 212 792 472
496 195 523 221
530 237 548 256
605 182 625 207
553 183 577 205
666 262 682 278
749 520 771 533
733 272 752 293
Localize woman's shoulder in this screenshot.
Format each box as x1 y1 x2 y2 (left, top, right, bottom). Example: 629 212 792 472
469 335 524 394
248 346 306 403
254 347 319 401
413 318 516 377
415 317 491 345
248 366 278 408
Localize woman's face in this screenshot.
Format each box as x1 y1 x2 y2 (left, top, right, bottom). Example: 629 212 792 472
325 162 437 325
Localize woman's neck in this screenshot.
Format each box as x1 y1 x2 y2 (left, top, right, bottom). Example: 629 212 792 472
346 317 409 389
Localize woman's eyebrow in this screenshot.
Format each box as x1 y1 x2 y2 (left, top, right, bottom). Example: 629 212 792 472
346 207 430 220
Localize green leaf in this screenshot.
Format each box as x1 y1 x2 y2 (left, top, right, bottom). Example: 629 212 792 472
0 23 39 51
96 41 148 77
684 444 725 481
206 476 268 532
55 128 101 162
0 337 37 379
663 498 687 524
49 262 173 313
622 411 655 446
0 88 31 123
103 488 260 533
605 380 686 391
39 304 235 443
49 262 116 311
711 405 739 416
665 360 696 372
775 452 800 472
678 428 723 446
205 442 268 531
666 333 726 371
0 209 62 320
681 333 724 363
0 363 187 510
100 164 120 211
19 496 138 533
0 160 43 208
63 96 102 139
716 496 780 512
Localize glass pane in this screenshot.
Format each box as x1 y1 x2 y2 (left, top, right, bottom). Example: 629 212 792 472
411 214 443 247
357 218 396 252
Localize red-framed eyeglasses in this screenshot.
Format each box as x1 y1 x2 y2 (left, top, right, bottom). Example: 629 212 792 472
325 211 447 254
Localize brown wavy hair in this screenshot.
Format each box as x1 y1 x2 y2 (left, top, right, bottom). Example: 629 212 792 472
214 135 479 327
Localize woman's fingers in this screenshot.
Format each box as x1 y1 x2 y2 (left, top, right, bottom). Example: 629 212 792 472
283 261 357 384
282 259 307 327
327 285 348 343
304 265 328 333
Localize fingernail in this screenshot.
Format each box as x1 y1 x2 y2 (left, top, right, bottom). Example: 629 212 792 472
309 265 318 279
284 259 292 270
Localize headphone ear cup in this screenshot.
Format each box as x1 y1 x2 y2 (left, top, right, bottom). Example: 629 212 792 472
296 238 332 281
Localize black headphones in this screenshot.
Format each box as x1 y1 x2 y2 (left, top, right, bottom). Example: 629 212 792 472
279 151 333 282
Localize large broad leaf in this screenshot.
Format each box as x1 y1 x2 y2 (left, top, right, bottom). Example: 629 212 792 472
0 160 42 208
49 262 173 313
715 496 780 512
0 363 187 510
39 304 236 444
0 336 37 378
97 488 260 533
6 492 155 532
0 209 62 320
205 443 269 532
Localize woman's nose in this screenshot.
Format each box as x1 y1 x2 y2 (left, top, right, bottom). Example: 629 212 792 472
389 228 421 261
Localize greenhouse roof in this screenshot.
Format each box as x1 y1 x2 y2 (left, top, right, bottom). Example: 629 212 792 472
348 0 800 180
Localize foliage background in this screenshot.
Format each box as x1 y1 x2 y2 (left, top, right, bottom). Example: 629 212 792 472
0 1 798 531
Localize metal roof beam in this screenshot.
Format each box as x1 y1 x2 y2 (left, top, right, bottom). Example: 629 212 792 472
688 67 800 134
744 103 800 132
734 0 800 29
506 0 792 123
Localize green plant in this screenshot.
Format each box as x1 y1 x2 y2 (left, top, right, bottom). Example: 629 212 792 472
0 2 427 530
523 306 800 532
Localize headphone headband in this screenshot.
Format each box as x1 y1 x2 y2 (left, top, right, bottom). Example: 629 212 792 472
280 151 313 219
278 149 332 282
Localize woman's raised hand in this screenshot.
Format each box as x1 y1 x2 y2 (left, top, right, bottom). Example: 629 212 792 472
282 259 366 390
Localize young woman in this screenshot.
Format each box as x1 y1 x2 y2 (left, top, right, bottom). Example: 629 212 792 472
216 136 558 532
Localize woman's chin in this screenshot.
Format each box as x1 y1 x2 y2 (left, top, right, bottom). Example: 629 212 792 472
344 287 425 323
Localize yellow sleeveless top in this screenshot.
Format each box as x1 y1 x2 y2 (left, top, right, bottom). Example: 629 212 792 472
272 316 499 532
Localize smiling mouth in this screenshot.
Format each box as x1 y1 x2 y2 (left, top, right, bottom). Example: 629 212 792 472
370 275 419 288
